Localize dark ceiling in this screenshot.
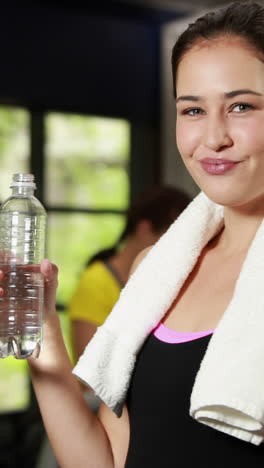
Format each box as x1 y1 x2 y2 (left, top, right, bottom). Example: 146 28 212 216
7 0 242 23
114 0 262 14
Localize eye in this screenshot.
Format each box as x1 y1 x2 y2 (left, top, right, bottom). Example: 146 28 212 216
231 103 254 113
182 107 205 116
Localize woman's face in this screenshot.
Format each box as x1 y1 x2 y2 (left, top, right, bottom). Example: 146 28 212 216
176 36 264 210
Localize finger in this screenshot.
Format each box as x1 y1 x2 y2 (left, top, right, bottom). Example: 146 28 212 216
41 259 58 284
41 259 53 279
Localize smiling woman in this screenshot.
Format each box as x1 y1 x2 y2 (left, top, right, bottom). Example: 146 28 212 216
22 2 264 467
175 37 264 208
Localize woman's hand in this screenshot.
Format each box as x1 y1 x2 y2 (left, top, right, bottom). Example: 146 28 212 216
0 258 60 363
0 259 59 318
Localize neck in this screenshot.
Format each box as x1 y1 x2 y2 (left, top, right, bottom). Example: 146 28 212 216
217 202 264 254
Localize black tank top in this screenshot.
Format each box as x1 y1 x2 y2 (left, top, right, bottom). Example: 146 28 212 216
125 333 264 467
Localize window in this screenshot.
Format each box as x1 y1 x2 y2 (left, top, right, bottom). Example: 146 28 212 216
44 112 130 306
0 108 130 306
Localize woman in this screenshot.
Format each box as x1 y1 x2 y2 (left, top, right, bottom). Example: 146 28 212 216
69 185 190 362
12 1 264 466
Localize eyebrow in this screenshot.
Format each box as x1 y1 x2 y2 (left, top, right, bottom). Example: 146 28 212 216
176 89 263 103
225 89 263 98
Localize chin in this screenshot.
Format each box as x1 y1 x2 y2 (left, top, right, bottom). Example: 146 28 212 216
201 187 264 211
198 185 249 207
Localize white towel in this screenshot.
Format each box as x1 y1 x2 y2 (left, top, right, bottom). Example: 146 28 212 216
73 191 264 445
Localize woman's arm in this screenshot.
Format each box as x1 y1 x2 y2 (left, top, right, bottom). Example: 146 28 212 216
6 246 151 468
71 319 97 362
99 402 130 468
71 319 97 392
20 260 127 468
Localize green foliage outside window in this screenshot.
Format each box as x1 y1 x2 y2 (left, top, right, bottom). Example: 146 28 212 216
0 107 29 201
45 114 130 209
45 113 130 306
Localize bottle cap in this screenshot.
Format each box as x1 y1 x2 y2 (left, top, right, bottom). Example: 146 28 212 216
10 173 36 189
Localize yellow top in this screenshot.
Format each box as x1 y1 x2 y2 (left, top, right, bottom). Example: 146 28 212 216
68 261 121 326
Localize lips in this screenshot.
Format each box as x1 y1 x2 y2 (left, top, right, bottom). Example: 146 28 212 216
200 158 241 175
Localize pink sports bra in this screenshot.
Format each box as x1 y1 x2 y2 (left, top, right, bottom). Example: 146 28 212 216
153 322 215 344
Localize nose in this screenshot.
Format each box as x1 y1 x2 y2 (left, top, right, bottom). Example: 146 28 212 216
202 114 233 152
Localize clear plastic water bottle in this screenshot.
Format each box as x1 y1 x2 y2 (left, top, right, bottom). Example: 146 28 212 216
0 173 47 359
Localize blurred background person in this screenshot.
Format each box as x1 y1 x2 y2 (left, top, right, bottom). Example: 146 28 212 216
68 185 191 363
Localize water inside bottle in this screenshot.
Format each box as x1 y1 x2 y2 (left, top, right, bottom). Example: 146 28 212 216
0 264 44 359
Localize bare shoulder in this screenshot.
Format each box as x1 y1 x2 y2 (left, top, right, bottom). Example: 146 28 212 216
98 402 130 468
130 246 153 276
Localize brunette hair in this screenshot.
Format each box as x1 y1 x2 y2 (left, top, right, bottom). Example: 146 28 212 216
171 1 264 98
87 185 191 265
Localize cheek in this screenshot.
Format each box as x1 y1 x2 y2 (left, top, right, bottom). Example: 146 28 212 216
234 119 264 157
176 119 201 159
